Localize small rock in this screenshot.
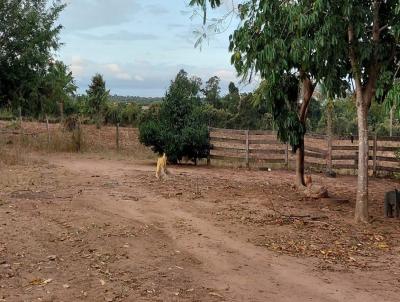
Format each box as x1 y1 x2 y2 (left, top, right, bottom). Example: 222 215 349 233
209 292 224 298
47 255 57 261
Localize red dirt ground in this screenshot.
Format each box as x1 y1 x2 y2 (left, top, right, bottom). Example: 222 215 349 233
1 152 400 301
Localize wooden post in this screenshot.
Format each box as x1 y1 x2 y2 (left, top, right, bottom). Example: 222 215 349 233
245 129 249 168
207 126 211 166
46 115 50 145
372 132 377 177
285 142 289 169
116 123 120 151
76 119 82 152
326 100 333 175
18 107 22 128
59 102 64 123
19 107 23 144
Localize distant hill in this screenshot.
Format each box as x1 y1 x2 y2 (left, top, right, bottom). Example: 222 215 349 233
109 95 162 105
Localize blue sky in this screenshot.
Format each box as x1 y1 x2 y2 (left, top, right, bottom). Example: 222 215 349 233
56 0 255 97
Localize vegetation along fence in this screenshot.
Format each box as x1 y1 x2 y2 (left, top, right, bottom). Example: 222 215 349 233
208 127 400 175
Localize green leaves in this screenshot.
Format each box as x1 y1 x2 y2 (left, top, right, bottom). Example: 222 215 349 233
203 76 221 107
0 0 65 116
139 70 210 162
86 74 110 127
39 61 77 116
384 81 400 117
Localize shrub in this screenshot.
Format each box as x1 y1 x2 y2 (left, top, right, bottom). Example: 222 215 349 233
139 70 210 163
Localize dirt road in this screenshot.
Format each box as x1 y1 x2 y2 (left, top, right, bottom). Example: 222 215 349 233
1 153 399 301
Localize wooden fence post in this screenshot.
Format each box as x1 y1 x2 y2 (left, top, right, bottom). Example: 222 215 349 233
326 135 333 175
372 132 377 177
59 102 64 123
285 142 289 169
116 123 120 151
19 106 23 144
45 115 50 145
18 107 22 126
245 129 249 168
207 126 211 166
326 101 333 175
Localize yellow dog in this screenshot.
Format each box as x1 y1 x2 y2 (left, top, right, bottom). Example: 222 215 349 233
156 153 168 180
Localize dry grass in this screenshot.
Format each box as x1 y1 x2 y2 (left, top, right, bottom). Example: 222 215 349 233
0 120 154 163
0 144 30 166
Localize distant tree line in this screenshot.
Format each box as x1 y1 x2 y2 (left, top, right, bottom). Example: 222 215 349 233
109 95 162 105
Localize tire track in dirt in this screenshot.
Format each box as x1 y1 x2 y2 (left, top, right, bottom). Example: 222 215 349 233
46 154 399 302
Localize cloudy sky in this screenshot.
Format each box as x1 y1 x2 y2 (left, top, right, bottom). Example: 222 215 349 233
55 0 254 97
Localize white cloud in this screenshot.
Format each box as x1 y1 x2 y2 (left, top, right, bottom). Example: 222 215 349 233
60 0 142 31
215 69 237 82
70 55 85 76
116 72 132 80
134 75 144 81
77 31 158 41
105 63 122 74
105 63 132 81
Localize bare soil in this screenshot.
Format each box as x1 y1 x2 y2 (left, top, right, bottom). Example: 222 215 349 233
1 152 400 302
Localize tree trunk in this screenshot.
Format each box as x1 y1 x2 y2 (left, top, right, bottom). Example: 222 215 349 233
296 136 305 186
297 74 314 187
355 97 370 223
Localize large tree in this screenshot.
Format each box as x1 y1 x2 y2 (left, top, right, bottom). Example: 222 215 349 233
191 0 400 223
139 70 210 163
190 0 348 186
327 1 399 222
41 61 77 118
203 76 221 108
86 74 109 128
0 0 65 113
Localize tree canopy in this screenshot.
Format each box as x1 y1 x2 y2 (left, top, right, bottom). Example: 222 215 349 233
139 70 210 163
0 0 65 114
86 74 110 128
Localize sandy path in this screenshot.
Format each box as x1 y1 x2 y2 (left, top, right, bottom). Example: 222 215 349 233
39 154 399 302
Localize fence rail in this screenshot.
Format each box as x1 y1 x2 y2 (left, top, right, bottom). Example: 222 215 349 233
208 127 400 175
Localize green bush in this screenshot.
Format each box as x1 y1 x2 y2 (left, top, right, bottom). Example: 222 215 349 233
139 70 210 163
